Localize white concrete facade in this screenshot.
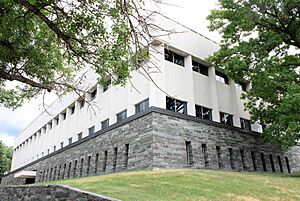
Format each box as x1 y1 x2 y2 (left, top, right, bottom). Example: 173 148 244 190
11 16 262 171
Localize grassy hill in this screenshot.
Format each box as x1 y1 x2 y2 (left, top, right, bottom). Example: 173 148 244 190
44 169 300 201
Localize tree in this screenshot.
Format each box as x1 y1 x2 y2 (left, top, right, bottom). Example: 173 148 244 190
0 0 155 109
207 0 300 148
0 141 13 176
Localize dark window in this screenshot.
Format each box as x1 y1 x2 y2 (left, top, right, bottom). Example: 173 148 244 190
164 49 185 67
235 82 247 91
195 105 212 120
58 165 61 180
277 156 283 173
49 122 52 130
63 164 66 179
220 112 233 126
95 153 99 173
101 119 109 129
124 144 129 169
53 146 56 152
103 151 108 172
88 126 95 135
240 149 247 170
73 160 77 178
91 88 97 100
215 71 229 84
55 118 59 125
67 162 71 178
285 157 291 173
192 60 208 76
113 147 118 171
240 118 251 131
60 142 64 149
135 99 149 114
251 151 257 171
87 156 91 175
185 141 193 166
216 146 223 168
229 148 235 170
62 112 66 120
269 154 275 172
79 99 85 109
47 149 50 155
70 106 75 115
80 158 84 177
117 110 127 122
68 137 72 145
166 97 187 114
78 132 82 141
201 144 209 167
261 153 267 171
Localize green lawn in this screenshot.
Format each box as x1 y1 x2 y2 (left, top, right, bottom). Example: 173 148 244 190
44 169 300 201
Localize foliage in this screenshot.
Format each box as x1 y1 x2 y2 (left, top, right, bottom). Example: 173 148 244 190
207 0 300 148
0 141 13 176
44 169 300 201
0 0 153 109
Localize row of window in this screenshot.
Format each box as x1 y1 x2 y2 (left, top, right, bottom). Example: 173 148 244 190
166 97 252 131
185 141 291 173
39 144 130 182
164 48 247 90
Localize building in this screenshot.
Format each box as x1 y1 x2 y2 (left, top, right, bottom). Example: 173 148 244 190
1 16 300 185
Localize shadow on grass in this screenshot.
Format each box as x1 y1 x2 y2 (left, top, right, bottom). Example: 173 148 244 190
290 171 300 178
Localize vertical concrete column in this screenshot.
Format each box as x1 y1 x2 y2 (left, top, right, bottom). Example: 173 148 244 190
208 66 220 122
149 43 167 109
185 55 196 116
229 79 241 127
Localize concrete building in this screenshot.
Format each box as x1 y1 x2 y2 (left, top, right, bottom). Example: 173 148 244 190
1 16 299 185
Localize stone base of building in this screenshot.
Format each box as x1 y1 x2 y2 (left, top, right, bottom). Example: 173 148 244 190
1 107 300 185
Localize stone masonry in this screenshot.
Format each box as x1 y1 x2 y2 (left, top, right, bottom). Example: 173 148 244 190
1 107 300 185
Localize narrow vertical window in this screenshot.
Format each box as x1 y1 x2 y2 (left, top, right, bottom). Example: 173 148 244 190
90 88 97 100
240 149 247 170
240 118 252 131
87 156 91 175
285 157 291 173
80 158 84 177
185 141 193 166
101 119 109 129
216 146 223 168
63 164 66 179
201 144 209 167
53 166 57 181
88 126 95 135
73 160 78 178
68 137 72 145
124 144 129 169
261 153 267 171
277 155 283 173
103 150 108 172
77 133 83 141
67 162 71 178
113 147 118 171
50 168 53 181
269 154 275 172
229 148 235 170
58 165 61 180
251 151 257 171
94 153 99 174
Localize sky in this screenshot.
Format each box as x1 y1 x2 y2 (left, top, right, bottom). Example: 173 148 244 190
0 0 220 147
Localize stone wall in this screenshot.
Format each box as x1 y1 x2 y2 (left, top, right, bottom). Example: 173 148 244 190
0 185 119 201
1 107 300 185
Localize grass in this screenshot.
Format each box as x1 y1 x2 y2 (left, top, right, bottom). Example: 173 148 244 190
43 169 300 201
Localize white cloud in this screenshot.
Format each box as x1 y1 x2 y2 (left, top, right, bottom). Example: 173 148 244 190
0 132 15 147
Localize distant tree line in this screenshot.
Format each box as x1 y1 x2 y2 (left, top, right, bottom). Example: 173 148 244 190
0 141 13 176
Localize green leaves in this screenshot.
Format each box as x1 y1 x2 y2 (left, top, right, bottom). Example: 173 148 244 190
208 0 300 148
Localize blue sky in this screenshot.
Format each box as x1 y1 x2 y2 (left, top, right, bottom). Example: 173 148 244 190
0 0 220 147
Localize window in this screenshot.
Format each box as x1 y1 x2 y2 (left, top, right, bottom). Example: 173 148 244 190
192 60 208 76
195 105 212 120
90 88 97 100
164 49 185 67
235 82 247 91
202 144 209 167
53 146 56 152
269 154 275 172
70 105 75 115
94 153 99 173
62 112 66 121
285 157 291 173
87 156 91 175
55 117 59 125
229 148 235 170
220 112 233 126
261 153 267 171
185 141 193 166
103 151 108 172
117 110 127 122
79 99 85 109
135 99 149 114
277 155 283 173
251 151 257 171
113 147 118 171
215 71 229 84
47 149 50 155
68 137 72 145
88 126 95 135
240 118 251 131
49 122 52 130
166 97 187 114
240 149 247 170
73 160 78 178
101 119 109 129
60 142 64 149
216 146 223 168
124 144 129 169
77 132 82 141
